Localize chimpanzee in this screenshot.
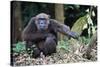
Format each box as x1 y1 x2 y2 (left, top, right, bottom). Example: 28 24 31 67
22 13 79 58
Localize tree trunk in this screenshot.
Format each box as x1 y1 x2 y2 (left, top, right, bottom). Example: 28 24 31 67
11 1 22 65
55 4 64 40
11 1 22 44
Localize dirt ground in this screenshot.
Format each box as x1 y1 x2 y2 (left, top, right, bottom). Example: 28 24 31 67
12 43 97 66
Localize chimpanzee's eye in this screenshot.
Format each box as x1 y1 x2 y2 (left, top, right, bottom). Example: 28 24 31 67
38 18 47 24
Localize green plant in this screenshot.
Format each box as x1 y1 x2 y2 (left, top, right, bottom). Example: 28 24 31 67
79 36 91 45
57 40 70 51
13 42 26 53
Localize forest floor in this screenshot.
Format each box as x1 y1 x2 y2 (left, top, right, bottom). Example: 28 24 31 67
12 40 97 66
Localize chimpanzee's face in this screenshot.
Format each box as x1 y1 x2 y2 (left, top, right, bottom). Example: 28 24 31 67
35 13 50 32
36 18 50 31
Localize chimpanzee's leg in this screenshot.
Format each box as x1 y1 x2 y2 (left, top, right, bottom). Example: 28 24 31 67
32 47 40 58
32 35 57 57
42 36 57 56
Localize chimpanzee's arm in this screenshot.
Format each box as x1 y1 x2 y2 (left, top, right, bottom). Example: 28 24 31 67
50 19 79 39
22 33 47 41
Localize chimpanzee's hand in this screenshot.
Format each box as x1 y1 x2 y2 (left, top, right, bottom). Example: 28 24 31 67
68 31 79 40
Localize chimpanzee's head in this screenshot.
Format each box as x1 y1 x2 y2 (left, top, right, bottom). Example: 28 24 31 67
35 13 50 31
